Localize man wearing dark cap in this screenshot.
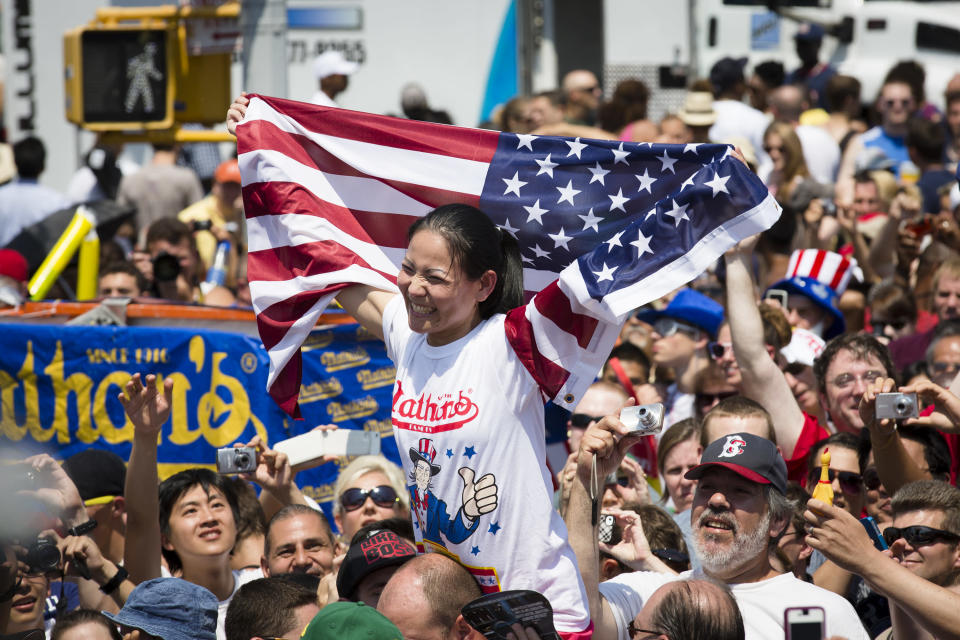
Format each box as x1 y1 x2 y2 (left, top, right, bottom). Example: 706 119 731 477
337 528 417 607
566 424 870 640
708 57 770 172
785 22 837 109
62 449 128 565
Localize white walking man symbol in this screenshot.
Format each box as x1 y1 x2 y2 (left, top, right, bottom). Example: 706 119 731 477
125 42 162 114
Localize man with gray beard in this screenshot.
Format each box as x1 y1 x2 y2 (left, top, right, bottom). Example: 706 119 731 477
566 422 869 640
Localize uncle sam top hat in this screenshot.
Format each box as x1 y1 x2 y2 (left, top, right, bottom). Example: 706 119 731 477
767 249 862 340
409 437 442 476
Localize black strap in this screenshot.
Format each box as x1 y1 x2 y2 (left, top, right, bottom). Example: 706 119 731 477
99 565 128 594
67 520 98 538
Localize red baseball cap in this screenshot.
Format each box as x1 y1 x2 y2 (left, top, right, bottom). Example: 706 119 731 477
0 249 28 282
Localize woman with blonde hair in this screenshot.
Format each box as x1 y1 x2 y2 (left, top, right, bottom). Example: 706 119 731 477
333 455 410 541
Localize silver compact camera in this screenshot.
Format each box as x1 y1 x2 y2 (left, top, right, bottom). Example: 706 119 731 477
875 392 919 420
216 446 258 474
619 403 665 436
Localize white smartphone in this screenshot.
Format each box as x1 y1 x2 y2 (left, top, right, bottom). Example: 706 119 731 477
273 429 381 468
784 606 825 640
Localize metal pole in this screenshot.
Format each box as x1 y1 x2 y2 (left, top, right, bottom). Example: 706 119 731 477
240 0 288 97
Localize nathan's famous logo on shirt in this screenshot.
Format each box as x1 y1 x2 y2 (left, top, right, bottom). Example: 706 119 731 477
391 381 479 434
320 346 370 371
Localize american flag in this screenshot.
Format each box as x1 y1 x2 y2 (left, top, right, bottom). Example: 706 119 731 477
238 95 781 416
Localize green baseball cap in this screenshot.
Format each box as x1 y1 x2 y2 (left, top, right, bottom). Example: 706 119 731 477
301 602 403 640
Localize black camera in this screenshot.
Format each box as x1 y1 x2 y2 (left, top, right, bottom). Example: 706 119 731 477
152 252 181 283
24 536 60 574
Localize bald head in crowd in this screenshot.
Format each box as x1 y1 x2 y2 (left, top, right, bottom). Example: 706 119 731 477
770 85 806 123
377 553 483 640
631 578 745 640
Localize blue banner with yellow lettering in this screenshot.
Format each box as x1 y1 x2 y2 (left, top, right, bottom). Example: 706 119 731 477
0 322 398 528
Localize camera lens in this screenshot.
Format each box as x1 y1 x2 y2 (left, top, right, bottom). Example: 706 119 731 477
26 537 61 573
234 452 250 467
152 252 181 283
895 399 908 415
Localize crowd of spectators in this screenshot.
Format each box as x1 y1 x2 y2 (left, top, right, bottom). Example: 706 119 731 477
2 27 960 640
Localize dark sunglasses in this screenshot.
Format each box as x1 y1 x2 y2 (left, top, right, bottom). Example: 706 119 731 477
871 318 908 332
340 485 399 511
696 390 737 407
706 341 732 360
782 361 808 376
862 467 882 491
809 469 863 494
628 621 664 639
570 413 604 428
883 98 913 108
651 548 689 565
883 525 960 548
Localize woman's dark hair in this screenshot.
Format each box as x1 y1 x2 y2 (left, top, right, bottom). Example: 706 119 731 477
52 609 123 640
407 204 524 318
158 468 240 574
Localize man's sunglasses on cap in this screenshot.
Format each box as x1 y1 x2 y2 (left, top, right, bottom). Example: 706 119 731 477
653 318 700 338
340 485 399 511
883 525 960 548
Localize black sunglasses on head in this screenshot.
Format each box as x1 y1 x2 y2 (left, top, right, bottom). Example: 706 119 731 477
883 525 960 548
340 485 399 511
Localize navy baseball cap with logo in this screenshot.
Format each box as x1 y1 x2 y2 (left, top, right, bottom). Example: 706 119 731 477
337 529 417 601
685 432 787 494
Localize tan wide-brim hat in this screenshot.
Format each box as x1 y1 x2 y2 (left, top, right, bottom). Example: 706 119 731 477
678 91 717 127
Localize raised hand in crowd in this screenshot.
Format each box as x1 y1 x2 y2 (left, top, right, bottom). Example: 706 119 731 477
18 454 87 530
858 377 929 496
609 455 651 507
121 373 174 438
599 508 677 575
903 378 960 435
805 498 960 640
236 434 307 522
120 373 174 584
226 92 250 136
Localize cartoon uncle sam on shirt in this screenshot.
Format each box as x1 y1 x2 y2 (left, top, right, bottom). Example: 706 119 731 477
408 437 499 547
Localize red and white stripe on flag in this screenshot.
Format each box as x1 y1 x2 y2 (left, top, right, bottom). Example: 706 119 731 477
238 95 502 415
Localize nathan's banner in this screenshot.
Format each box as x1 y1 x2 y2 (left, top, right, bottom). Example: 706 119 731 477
0 322 398 524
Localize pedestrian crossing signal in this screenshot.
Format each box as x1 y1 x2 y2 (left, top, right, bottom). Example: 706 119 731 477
64 26 175 129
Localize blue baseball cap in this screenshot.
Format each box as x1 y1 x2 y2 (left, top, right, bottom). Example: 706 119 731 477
794 22 826 41
635 288 725 339
767 275 845 339
102 578 218 640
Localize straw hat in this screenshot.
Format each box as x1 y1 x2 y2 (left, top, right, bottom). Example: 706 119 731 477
678 91 717 127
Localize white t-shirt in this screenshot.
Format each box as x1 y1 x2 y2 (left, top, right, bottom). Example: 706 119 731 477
382 295 591 633
710 100 771 169
159 567 263 640
796 124 840 185
216 568 262 640
599 569 869 640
